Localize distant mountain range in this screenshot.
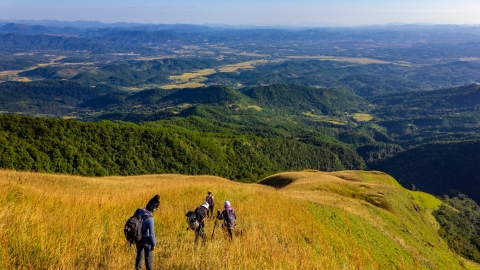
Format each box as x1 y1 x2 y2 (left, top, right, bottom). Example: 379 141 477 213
2 21 480 41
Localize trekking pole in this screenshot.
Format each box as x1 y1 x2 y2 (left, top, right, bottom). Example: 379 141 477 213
211 209 220 238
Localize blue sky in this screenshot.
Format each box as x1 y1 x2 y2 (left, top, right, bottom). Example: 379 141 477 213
1 0 480 26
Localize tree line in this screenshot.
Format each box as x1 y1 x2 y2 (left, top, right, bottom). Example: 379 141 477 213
0 114 365 181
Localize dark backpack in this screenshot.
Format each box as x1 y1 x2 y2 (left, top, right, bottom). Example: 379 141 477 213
206 196 214 206
124 209 150 245
224 210 236 224
185 210 199 230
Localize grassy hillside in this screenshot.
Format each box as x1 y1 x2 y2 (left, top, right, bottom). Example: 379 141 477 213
0 169 476 269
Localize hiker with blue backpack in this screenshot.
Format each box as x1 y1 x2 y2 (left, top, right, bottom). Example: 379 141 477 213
124 194 160 270
216 201 237 240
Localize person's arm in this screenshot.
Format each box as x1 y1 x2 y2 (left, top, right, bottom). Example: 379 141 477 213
147 217 156 247
216 209 223 220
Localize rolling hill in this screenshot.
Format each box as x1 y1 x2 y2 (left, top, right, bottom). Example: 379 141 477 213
0 169 476 269
243 84 368 115
370 83 480 119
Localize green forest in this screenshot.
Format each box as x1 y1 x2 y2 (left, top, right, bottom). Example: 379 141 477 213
0 114 364 181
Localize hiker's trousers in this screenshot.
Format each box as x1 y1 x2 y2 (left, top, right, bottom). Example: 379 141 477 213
135 237 153 270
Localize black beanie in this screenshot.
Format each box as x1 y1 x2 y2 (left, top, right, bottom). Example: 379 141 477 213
146 194 160 212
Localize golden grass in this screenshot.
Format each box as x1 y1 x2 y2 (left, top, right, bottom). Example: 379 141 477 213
352 113 374 122
302 112 348 125
286 56 393 65
134 56 175 61
259 170 473 269
161 82 206 89
0 55 65 82
0 169 473 269
237 52 269 57
246 105 262 111
218 60 268 73
169 69 216 82
7 77 32 82
162 60 269 89
164 68 216 89
0 70 25 76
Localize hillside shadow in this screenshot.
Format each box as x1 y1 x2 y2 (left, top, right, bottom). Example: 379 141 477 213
258 174 295 189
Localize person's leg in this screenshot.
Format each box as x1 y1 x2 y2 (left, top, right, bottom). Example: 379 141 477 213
143 240 153 270
135 243 144 269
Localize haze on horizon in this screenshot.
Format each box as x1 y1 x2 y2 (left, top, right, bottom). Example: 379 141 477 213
1 0 480 27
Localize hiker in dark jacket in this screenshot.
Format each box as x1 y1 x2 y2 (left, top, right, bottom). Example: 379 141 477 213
194 202 209 239
206 190 215 217
135 195 160 270
217 201 237 240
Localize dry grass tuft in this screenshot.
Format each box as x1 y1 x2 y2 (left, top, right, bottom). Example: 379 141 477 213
352 113 374 122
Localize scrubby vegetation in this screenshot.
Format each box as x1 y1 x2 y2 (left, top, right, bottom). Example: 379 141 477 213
434 193 480 263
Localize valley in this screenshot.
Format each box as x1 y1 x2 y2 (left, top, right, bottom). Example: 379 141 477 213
1 21 480 268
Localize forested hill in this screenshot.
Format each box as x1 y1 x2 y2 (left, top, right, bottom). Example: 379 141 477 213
0 114 365 181
369 140 480 202
158 85 250 106
0 81 116 115
243 84 367 115
0 82 368 117
370 83 480 119
89 84 367 115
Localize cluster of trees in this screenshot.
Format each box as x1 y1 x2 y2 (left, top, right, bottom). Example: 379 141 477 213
370 84 480 118
0 56 45 71
370 140 480 202
434 194 480 263
0 81 116 115
0 114 365 181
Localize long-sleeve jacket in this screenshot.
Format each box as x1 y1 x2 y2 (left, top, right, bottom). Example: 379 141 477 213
134 208 156 246
195 206 208 225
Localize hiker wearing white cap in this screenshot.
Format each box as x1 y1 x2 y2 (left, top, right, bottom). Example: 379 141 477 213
194 202 209 241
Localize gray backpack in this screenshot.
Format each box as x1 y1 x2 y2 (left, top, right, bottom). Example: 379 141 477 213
185 210 199 230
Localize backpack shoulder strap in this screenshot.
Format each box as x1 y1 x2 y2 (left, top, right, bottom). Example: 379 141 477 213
140 215 152 234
